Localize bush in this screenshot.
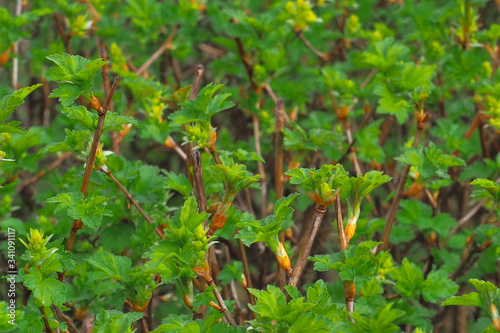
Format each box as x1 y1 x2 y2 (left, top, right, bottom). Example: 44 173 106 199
1 1 500 332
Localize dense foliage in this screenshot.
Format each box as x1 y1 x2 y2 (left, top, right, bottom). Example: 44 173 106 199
1 0 500 332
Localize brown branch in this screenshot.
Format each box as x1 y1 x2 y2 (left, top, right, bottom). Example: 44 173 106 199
334 197 354 322
209 279 237 326
165 136 187 160
191 151 208 214
288 204 328 287
53 13 72 54
252 115 267 217
234 37 257 91
40 306 53 333
61 77 121 282
98 167 165 239
19 152 71 191
183 65 205 185
297 30 328 64
50 304 79 333
136 25 179 76
275 98 287 288
377 113 430 253
238 239 256 309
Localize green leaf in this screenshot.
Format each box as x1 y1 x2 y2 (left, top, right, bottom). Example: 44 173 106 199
24 267 67 307
471 178 500 203
375 84 410 124
62 105 95 129
86 251 132 282
103 112 138 132
94 309 143 333
46 192 112 230
442 292 483 307
353 37 409 72
422 270 459 303
0 84 42 132
218 261 244 286
46 54 106 89
349 303 405 333
164 171 193 197
389 258 424 298
236 193 299 248
49 83 81 107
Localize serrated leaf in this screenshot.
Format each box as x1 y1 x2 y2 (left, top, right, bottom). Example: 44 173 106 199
86 251 132 282
46 54 105 89
49 83 81 107
24 267 66 306
422 270 459 303
389 258 424 298
0 84 42 126
441 292 483 307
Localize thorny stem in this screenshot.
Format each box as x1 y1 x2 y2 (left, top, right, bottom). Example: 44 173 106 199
275 99 287 288
288 204 328 287
335 197 354 322
50 304 79 333
136 25 179 76
40 306 53 333
377 113 430 253
98 167 165 239
61 77 121 282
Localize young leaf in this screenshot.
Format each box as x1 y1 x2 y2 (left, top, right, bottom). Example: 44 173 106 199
0 84 42 134
24 267 67 307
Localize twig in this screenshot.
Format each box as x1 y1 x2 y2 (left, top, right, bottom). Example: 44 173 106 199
275 99 286 288
183 65 205 185
53 13 72 54
238 239 256 309
288 204 328 287
136 25 178 76
262 83 278 105
336 138 356 165
208 280 237 326
165 136 187 161
252 115 267 218
50 304 79 333
297 30 328 63
377 113 430 253
39 306 53 333
234 37 257 90
19 152 71 191
191 151 208 214
12 0 22 90
61 77 121 282
335 197 354 322
98 166 165 239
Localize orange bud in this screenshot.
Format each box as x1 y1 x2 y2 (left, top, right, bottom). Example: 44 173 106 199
0 47 11 66
24 263 30 274
284 227 295 243
275 242 292 274
193 263 213 284
345 223 356 241
131 299 150 312
336 105 349 120
490 303 500 332
405 182 425 196
346 281 356 299
363 103 370 115
89 95 101 112
75 306 89 321
241 275 247 289
183 294 194 309
164 136 176 149
209 301 222 312
210 212 227 232
209 131 217 149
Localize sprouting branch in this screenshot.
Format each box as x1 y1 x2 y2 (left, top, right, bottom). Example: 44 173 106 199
377 113 430 253
61 77 121 282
